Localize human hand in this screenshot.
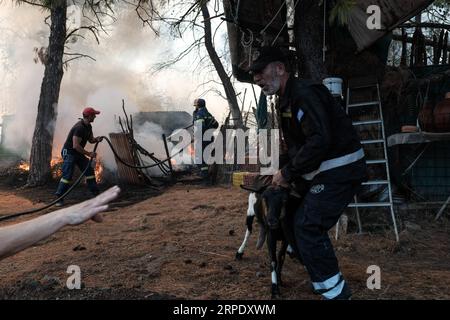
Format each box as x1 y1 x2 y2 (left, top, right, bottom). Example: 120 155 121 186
88 152 97 158
271 170 289 188
61 186 121 225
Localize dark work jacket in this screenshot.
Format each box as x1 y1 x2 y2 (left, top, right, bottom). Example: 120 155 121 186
279 76 368 185
193 106 218 133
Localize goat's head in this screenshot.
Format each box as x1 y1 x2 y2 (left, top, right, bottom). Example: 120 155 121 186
240 175 289 250
261 186 289 230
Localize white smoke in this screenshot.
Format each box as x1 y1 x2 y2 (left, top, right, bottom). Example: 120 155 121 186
0 1 250 174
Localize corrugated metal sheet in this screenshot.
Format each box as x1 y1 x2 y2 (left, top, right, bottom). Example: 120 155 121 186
348 0 435 52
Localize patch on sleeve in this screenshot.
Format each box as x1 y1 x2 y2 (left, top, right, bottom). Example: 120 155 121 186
310 184 325 194
297 109 304 122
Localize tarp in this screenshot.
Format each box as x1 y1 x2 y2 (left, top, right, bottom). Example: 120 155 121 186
224 0 435 82
348 0 435 52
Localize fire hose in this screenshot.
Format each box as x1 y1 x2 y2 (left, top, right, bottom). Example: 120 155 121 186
0 135 176 223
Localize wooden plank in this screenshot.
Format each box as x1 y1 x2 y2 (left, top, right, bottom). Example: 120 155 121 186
109 133 142 185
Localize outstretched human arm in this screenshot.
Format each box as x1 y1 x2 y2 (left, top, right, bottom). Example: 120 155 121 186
0 186 120 261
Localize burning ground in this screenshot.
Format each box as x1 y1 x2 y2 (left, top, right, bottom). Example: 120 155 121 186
0 172 450 300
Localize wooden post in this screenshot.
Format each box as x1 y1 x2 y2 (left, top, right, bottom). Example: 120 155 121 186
443 32 449 64
401 28 407 67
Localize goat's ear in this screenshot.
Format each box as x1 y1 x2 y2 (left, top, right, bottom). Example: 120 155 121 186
240 184 270 194
240 184 259 193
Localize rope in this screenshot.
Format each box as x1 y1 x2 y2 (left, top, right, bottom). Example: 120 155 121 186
270 0 300 46
241 28 254 68
323 0 327 62
241 28 254 47
260 1 286 36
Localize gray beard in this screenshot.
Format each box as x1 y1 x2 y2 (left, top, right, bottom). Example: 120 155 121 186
262 79 281 96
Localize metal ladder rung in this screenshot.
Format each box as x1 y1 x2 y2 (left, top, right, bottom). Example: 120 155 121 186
352 120 382 126
362 180 389 185
361 139 384 144
366 159 387 165
348 202 392 208
342 81 399 242
348 83 378 90
347 101 379 108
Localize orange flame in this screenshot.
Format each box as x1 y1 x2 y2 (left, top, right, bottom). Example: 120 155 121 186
51 158 63 167
51 157 64 179
95 159 103 183
48 157 103 182
16 155 105 182
18 161 30 171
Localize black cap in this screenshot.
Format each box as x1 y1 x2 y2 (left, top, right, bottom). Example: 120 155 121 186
193 98 205 108
249 46 286 73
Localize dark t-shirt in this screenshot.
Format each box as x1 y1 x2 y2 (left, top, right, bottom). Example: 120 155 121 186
63 120 93 153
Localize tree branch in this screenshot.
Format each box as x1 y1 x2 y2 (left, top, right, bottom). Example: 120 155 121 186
17 0 49 9
63 52 96 66
66 25 100 44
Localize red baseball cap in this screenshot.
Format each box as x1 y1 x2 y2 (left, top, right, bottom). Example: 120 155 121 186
82 107 100 117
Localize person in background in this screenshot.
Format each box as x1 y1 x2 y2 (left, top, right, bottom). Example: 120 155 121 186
55 107 103 206
192 98 218 182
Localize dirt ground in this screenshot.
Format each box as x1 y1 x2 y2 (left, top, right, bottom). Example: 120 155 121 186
0 170 450 300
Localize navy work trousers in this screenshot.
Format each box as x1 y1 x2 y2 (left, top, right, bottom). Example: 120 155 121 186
55 149 99 197
293 181 361 299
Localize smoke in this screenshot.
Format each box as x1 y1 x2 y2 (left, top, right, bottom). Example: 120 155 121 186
0 2 48 157
0 1 232 173
132 121 169 176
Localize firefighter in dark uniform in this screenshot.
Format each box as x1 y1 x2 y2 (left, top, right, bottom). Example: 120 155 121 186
55 107 104 206
250 47 368 300
192 98 218 181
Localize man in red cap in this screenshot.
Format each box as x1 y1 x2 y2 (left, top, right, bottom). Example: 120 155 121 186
54 107 103 206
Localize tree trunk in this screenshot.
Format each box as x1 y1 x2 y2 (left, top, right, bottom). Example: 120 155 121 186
27 0 67 186
294 0 327 81
200 3 243 128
